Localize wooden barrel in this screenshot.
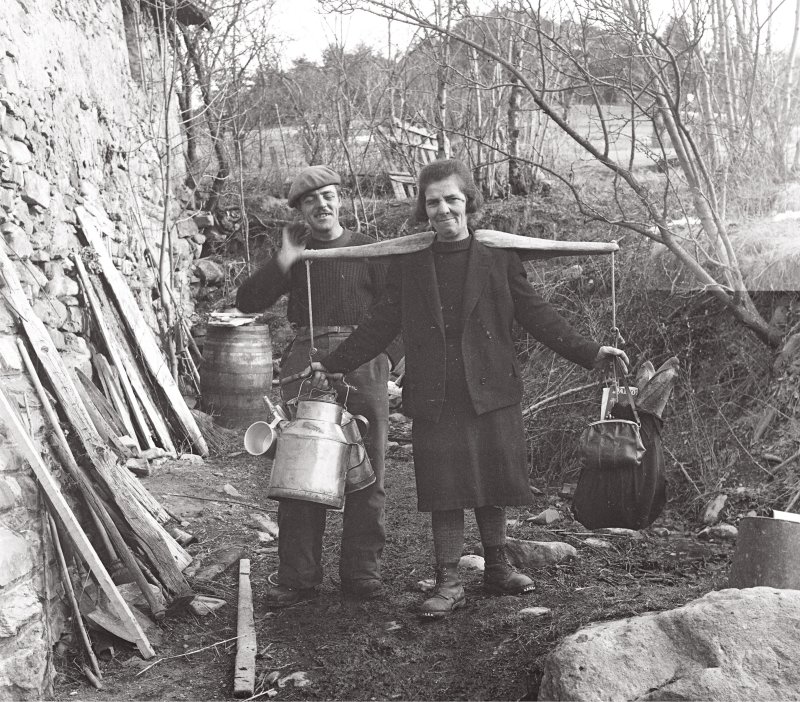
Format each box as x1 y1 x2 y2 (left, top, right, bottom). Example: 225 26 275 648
200 323 272 429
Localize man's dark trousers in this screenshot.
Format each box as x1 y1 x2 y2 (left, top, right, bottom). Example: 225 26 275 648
275 331 389 589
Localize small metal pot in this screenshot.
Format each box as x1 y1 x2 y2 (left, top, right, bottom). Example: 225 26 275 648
342 411 375 493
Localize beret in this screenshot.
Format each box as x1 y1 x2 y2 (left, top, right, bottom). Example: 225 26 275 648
287 166 341 208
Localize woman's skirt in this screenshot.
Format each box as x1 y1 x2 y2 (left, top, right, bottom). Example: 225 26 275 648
411 338 533 512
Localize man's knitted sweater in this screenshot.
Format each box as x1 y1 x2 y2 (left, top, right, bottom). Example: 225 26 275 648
236 229 401 362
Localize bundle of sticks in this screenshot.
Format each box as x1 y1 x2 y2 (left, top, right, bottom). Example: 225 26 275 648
0 225 203 678
70 205 208 459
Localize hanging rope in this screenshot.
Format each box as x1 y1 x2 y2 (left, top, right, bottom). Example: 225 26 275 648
610 241 620 346
609 240 624 385
302 258 351 402
305 259 316 362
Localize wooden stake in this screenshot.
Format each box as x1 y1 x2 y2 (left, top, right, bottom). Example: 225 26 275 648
76 206 208 456
181 350 201 396
47 512 103 677
81 665 104 690
182 318 202 363
18 339 166 620
233 559 256 698
0 387 154 657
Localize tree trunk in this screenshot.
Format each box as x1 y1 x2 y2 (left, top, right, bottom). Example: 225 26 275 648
173 33 198 192
508 36 526 196
468 43 484 192
180 25 230 213
436 49 451 159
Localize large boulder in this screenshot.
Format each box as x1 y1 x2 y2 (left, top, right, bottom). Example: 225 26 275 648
539 587 800 701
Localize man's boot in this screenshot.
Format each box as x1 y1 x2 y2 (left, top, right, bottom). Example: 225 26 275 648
483 545 535 595
419 563 465 620
264 584 318 608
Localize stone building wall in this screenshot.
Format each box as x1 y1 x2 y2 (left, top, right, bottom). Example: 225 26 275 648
0 0 202 698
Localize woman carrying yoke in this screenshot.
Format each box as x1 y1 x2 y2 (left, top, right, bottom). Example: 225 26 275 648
308 159 628 619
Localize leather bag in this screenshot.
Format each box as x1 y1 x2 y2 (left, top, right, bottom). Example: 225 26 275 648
580 416 645 472
574 360 666 531
579 364 645 472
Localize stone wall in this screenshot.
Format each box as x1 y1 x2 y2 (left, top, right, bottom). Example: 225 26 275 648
0 0 202 697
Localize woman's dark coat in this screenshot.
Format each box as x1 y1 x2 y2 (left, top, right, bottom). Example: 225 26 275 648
323 238 601 422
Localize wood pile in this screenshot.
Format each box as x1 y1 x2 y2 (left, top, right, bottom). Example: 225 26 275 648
0 206 220 676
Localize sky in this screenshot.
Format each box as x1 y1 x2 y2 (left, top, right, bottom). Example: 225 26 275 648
268 0 799 65
268 0 420 64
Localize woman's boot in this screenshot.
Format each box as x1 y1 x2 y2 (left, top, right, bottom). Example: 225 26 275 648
419 563 465 619
483 545 535 595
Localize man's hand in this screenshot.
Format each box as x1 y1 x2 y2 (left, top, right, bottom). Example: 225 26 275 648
593 346 630 374
275 222 309 274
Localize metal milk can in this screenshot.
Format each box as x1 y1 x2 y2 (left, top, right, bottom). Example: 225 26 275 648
267 395 366 510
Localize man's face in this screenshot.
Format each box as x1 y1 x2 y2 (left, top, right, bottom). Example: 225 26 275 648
299 185 341 239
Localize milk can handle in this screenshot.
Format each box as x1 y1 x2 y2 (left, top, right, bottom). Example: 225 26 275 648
347 442 366 470
351 414 370 440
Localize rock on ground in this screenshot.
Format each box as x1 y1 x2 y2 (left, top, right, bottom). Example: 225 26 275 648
539 587 800 701
527 508 563 525
702 494 728 525
504 538 577 567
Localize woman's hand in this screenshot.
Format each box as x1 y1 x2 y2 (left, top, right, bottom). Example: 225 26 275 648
309 361 333 390
593 346 630 374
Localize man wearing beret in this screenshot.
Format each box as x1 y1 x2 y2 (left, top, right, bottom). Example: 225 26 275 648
236 165 401 606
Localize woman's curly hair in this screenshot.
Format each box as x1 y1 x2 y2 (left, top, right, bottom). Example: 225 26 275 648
413 159 484 222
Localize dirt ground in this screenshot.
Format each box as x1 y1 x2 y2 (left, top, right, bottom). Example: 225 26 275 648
51 426 735 702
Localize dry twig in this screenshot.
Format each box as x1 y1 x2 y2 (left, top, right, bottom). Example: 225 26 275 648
159 493 277 512
135 636 239 677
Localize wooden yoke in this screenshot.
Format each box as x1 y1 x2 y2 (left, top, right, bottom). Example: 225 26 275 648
300 230 619 262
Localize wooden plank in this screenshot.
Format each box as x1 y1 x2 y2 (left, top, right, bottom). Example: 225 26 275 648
388 173 417 185
0 246 192 596
75 369 130 439
233 559 256 698
73 371 132 459
93 354 138 442
110 449 173 527
89 271 176 456
0 386 155 659
76 206 208 456
73 254 158 452
389 178 406 200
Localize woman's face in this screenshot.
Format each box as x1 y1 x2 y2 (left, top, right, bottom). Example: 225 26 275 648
424 175 469 241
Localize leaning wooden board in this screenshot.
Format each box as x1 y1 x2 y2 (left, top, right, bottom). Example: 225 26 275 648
75 206 208 456
0 386 155 659
300 229 619 262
